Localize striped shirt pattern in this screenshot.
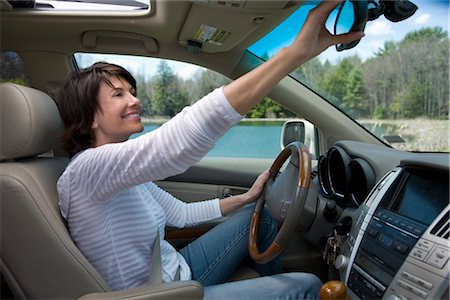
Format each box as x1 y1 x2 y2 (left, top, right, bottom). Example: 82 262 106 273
57 88 243 291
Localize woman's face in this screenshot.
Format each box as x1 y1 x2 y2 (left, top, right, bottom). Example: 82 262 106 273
92 76 144 146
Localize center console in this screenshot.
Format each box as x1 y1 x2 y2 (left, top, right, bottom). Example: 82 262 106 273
336 163 449 299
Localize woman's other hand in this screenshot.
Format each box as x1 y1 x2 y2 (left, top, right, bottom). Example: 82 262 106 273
219 170 270 215
244 169 270 203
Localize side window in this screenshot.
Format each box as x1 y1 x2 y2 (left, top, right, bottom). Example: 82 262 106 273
74 53 297 159
0 52 31 86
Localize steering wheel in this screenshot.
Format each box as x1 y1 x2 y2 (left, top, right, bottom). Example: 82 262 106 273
249 142 312 264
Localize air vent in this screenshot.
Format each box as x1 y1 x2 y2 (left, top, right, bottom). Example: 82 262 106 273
430 208 450 239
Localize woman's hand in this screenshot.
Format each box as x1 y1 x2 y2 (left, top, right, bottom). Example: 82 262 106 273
243 169 271 203
288 0 365 63
219 170 270 215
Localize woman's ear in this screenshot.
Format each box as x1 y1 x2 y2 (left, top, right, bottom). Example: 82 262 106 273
91 114 99 129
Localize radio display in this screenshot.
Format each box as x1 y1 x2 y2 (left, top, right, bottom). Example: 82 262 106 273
391 170 448 225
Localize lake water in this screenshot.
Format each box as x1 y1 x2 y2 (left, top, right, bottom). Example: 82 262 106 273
132 120 398 158
132 121 284 158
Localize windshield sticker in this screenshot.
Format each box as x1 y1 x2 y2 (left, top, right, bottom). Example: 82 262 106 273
194 25 231 45
194 25 218 42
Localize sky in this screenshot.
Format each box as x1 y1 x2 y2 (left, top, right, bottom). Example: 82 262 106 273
77 0 449 78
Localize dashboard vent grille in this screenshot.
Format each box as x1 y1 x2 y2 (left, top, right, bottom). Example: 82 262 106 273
430 209 450 240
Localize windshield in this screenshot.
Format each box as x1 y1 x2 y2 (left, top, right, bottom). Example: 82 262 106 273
247 0 449 152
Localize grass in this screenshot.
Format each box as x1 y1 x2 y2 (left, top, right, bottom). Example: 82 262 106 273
359 119 449 152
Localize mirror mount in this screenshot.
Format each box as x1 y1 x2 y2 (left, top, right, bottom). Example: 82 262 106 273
368 0 418 22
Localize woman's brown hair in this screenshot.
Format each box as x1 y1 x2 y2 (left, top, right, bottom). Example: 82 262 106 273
56 62 136 157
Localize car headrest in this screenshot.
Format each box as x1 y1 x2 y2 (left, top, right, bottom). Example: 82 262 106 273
0 83 62 161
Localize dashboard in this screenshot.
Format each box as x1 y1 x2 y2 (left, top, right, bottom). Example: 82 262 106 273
312 141 449 300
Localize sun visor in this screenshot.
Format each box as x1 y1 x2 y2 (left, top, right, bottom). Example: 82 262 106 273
82 31 158 54
178 1 292 53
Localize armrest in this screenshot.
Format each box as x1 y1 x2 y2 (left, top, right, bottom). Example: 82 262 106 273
78 281 203 300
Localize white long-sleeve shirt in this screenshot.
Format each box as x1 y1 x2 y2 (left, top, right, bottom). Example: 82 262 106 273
57 88 243 291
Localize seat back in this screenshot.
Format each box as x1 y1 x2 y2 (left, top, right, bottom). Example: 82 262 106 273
0 83 110 299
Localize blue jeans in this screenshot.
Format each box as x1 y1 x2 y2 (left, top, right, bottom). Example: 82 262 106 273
179 205 322 299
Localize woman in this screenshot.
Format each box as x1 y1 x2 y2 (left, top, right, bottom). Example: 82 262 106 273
56 1 363 298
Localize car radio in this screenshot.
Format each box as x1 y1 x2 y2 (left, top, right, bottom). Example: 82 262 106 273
337 164 449 299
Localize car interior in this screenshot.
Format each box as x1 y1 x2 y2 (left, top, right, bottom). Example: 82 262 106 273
1 0 449 299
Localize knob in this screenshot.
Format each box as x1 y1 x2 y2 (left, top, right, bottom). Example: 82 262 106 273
323 200 337 221
319 280 349 300
384 294 406 300
335 254 348 270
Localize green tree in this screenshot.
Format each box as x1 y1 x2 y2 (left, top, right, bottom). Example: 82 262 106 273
320 57 356 105
135 72 153 117
186 69 231 104
151 61 188 117
362 26 449 119
292 57 325 91
343 68 369 117
375 41 397 57
373 105 386 119
248 97 294 118
403 79 426 118
401 27 447 44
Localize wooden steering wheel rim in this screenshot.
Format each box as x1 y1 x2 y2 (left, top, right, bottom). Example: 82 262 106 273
248 142 311 264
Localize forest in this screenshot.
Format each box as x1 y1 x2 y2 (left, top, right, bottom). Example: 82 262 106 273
1 26 448 121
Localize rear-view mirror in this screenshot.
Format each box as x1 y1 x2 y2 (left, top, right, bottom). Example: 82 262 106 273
334 0 368 51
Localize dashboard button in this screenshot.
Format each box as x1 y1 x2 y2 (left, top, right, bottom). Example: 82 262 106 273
416 239 434 252
380 213 388 220
397 280 428 298
413 227 424 235
367 227 378 238
414 277 434 290
401 271 434 290
401 271 414 281
426 246 449 269
374 221 383 229
393 241 409 254
411 248 427 261
378 233 394 247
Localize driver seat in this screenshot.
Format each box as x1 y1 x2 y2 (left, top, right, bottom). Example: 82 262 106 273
0 83 203 299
